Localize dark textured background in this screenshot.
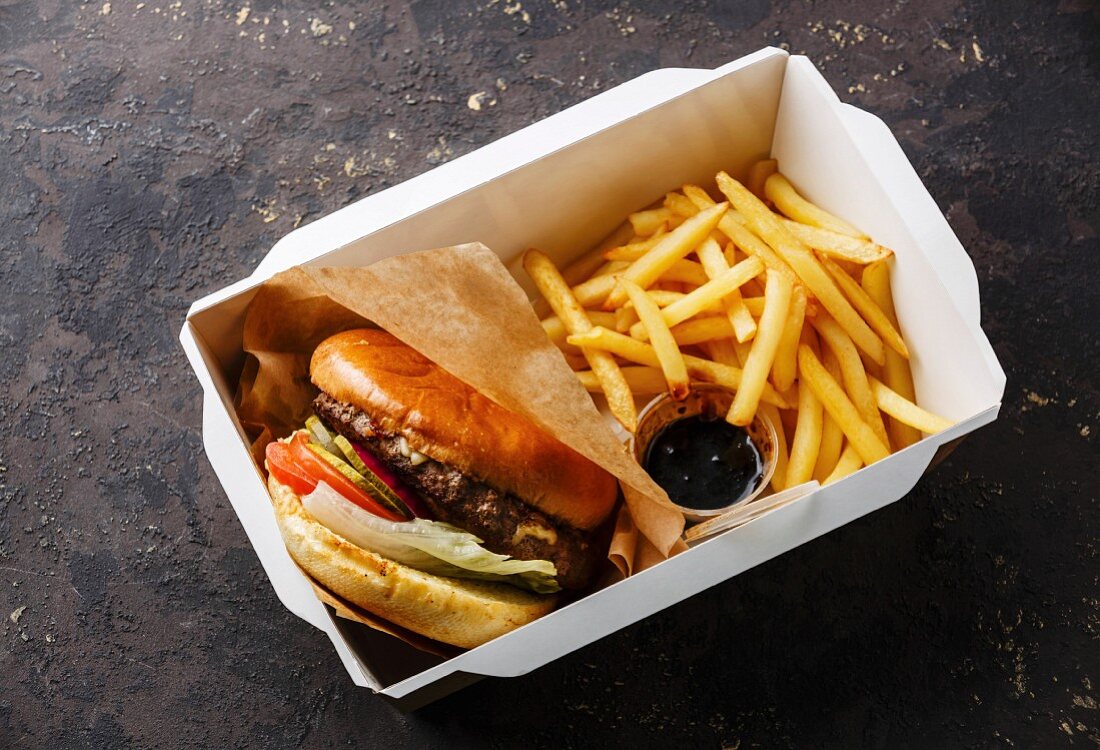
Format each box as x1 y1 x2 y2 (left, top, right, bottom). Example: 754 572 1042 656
1 0 1098 747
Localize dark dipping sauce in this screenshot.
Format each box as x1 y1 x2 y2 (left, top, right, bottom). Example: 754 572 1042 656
644 414 763 511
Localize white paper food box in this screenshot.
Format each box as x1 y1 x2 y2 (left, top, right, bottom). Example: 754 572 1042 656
179 48 1006 710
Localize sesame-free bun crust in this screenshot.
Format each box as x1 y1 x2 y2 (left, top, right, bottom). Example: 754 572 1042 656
268 475 556 649
310 328 617 531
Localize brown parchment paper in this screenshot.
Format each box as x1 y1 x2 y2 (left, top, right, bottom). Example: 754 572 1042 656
234 243 686 642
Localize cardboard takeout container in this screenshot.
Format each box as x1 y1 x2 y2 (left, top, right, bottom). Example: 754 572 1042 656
179 48 1006 710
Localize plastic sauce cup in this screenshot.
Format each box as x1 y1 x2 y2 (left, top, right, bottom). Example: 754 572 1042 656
631 385 778 523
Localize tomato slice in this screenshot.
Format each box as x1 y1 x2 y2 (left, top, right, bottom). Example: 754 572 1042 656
286 433 404 521
265 440 317 496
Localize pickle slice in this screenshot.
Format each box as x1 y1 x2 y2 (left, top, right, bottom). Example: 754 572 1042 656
305 443 413 520
332 435 418 519
305 415 341 456
333 434 372 475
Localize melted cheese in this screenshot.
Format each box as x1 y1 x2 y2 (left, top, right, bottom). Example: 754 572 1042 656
511 522 558 547
396 436 429 466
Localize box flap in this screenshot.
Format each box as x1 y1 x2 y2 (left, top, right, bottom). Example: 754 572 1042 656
771 57 1006 419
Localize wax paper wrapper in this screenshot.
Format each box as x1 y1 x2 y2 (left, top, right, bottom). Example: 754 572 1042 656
234 243 686 644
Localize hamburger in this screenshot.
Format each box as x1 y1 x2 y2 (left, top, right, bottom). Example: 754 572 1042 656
264 328 618 648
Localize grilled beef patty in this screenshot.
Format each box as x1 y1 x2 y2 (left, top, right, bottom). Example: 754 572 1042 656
313 392 598 590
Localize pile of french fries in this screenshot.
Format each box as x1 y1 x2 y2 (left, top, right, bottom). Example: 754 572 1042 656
524 162 953 491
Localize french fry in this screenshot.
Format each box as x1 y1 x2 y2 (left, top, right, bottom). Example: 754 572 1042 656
604 227 670 261
823 444 863 485
805 295 822 320
679 184 712 210
614 304 638 333
797 345 890 466
643 290 692 308
859 347 883 384
787 374 824 488
591 259 629 278
732 338 753 369
716 171 886 365
868 376 954 435
813 346 845 482
810 314 890 449
683 184 798 281
771 284 807 392
619 278 690 399
764 173 869 239
747 158 779 201
861 260 922 450
541 311 618 347
622 291 724 317
576 366 675 395
571 265 627 307
540 316 574 351
566 327 790 409
781 219 892 264
657 258 712 287
523 250 637 431
706 337 740 368
818 253 908 358
561 221 635 286
666 316 737 346
696 236 757 342
728 269 794 426
531 223 635 316
663 191 699 218
681 360 789 411
759 403 788 493
565 327 659 365
628 256 763 339
629 207 674 236
604 202 728 308
741 296 765 316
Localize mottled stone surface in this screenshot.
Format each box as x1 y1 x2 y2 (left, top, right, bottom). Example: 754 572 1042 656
1 1 1097 747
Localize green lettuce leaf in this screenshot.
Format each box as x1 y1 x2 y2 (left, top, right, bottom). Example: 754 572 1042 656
302 481 560 594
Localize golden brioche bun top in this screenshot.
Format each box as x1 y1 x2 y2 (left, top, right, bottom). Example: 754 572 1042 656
310 328 617 531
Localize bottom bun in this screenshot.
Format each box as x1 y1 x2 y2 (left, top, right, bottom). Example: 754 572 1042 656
268 475 557 649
